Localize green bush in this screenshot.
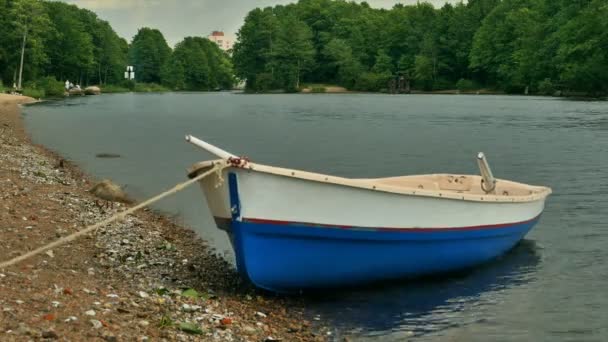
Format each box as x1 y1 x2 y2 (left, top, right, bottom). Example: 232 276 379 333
120 79 136 91
537 78 555 96
36 77 65 97
433 78 453 91
354 72 390 92
22 87 45 98
253 73 275 92
284 83 299 93
456 78 476 92
311 86 326 93
503 83 526 94
21 77 65 98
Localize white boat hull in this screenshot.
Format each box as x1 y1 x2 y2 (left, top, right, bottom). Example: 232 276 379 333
190 161 550 292
203 167 545 229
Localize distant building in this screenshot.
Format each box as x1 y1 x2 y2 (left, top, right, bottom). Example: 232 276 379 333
208 31 233 52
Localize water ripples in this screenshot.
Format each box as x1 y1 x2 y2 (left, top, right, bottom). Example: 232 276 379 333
22 93 608 341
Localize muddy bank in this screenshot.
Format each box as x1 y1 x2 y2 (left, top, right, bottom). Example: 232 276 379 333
0 94 330 341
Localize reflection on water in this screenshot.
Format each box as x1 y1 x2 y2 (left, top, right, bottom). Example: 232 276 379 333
309 240 541 341
22 93 608 341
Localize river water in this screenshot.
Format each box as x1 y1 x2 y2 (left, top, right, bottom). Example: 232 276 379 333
23 93 607 341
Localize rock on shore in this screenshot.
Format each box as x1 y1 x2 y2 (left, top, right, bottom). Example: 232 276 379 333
85 86 101 95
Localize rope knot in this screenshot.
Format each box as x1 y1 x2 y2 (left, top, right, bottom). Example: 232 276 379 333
227 156 250 167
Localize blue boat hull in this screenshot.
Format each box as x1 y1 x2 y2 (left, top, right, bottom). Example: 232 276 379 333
228 217 539 293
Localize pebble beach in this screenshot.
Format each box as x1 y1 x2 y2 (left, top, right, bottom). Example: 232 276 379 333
0 94 331 342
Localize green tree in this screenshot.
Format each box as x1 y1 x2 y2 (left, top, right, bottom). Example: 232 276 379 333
0 0 10 83
323 38 362 87
7 0 50 89
469 0 526 90
414 54 434 90
554 0 608 95
397 55 414 76
44 2 94 84
1 0 128 88
129 28 171 83
78 9 128 85
161 37 233 91
295 0 349 81
372 49 393 75
269 14 315 91
232 8 279 91
2 0 607 96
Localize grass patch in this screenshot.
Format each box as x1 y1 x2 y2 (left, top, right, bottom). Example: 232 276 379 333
102 82 169 93
177 322 203 335
302 83 334 88
159 315 174 329
101 84 131 93
180 288 207 300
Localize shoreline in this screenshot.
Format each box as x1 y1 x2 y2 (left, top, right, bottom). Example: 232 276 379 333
0 94 329 341
39 87 607 100
230 89 606 99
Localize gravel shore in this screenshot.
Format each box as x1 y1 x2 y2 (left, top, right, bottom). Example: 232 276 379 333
0 94 331 341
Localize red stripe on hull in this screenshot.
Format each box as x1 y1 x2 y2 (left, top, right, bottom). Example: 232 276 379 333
242 215 541 232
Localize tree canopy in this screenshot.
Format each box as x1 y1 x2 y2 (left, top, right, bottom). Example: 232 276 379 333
0 0 233 92
1 0 605 96
161 37 233 91
234 0 608 95
0 0 127 87
129 27 171 84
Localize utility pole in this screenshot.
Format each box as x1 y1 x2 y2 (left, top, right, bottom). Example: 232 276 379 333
17 27 27 90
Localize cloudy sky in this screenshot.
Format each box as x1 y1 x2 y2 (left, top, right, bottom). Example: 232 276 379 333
59 0 456 46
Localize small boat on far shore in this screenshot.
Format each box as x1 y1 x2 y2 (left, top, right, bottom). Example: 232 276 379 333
185 136 552 293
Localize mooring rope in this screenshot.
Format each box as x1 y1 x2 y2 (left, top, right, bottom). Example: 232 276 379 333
0 163 227 269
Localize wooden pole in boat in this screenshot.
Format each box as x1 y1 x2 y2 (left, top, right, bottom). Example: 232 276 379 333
0 163 226 269
477 152 496 193
185 135 236 160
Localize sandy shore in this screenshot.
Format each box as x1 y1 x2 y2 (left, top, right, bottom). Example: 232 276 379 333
0 94 330 341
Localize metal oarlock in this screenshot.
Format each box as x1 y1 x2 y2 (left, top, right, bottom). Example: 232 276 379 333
477 152 496 193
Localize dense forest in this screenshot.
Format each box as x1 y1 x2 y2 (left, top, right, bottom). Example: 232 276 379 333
0 0 233 96
233 0 608 95
1 0 606 97
0 0 129 95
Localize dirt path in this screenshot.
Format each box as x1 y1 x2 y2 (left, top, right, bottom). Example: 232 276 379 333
0 94 329 341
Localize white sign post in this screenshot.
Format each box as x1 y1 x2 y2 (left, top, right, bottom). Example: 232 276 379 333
124 66 135 80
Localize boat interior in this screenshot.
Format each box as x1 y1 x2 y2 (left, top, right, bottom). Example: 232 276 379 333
188 159 551 201
357 174 544 197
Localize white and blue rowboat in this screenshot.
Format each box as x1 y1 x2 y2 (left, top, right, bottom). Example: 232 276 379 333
186 135 552 293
